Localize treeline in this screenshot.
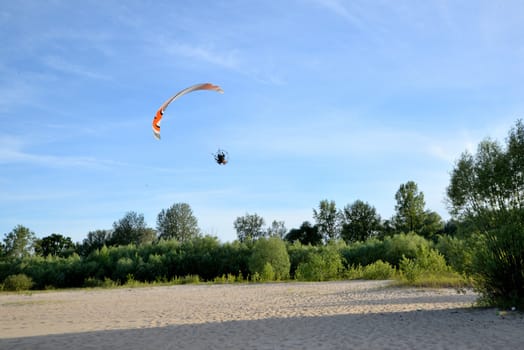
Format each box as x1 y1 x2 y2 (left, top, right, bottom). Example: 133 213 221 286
0 233 468 290
1 120 524 309
0 179 448 261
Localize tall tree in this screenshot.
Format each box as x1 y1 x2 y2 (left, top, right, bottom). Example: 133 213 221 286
266 220 287 239
285 221 322 245
35 233 75 257
340 200 382 243
447 124 524 228
447 119 524 308
234 213 265 243
110 211 155 246
419 210 444 240
2 225 36 259
393 181 426 233
79 229 112 256
313 199 340 242
157 203 200 242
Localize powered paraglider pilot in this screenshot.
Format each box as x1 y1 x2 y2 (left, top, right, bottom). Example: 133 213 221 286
213 149 228 165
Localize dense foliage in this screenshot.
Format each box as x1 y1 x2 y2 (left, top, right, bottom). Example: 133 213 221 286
157 203 200 242
0 233 466 291
2 120 523 311
249 237 290 280
447 119 524 308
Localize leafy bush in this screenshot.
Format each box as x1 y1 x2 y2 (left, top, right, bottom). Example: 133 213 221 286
399 257 419 283
340 238 385 267
114 257 135 283
361 260 395 280
3 274 33 291
295 254 325 281
341 233 430 268
249 237 290 280
213 273 241 284
178 274 201 284
295 247 344 281
436 234 481 274
83 277 117 288
399 246 450 282
383 232 430 266
286 241 317 278
345 260 396 280
261 262 275 281
397 246 466 287
472 220 524 309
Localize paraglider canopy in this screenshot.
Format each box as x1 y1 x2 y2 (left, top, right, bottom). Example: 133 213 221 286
152 83 224 140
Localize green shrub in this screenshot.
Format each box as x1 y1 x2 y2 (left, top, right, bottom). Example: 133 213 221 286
296 254 324 281
295 247 343 281
436 234 482 274
399 256 419 283
2 274 33 291
176 274 200 284
213 273 241 284
362 260 395 280
398 246 466 287
383 232 430 266
286 241 317 278
345 265 364 280
250 272 261 282
472 221 524 309
261 262 275 281
341 233 430 268
113 257 135 283
249 237 290 280
83 277 104 288
83 277 117 288
340 238 386 267
399 246 450 281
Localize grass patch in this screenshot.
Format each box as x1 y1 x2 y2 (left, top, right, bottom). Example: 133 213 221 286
393 272 472 289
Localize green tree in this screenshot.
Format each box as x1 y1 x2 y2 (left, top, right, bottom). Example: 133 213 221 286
419 210 444 241
79 229 112 256
447 132 523 229
2 225 36 259
34 233 75 257
234 213 265 243
157 203 200 242
447 119 524 308
248 236 290 280
266 220 287 239
393 181 426 233
285 221 322 245
109 211 155 246
313 199 340 242
340 200 382 243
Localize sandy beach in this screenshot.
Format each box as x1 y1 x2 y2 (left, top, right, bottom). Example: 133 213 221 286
1 280 523 349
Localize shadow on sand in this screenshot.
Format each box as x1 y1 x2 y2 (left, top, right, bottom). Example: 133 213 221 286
2 307 523 350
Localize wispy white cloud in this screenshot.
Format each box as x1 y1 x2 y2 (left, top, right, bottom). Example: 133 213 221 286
0 190 81 202
162 42 241 70
309 0 367 28
42 55 111 81
0 148 112 169
155 38 285 85
0 134 119 169
228 108 519 166
0 74 35 112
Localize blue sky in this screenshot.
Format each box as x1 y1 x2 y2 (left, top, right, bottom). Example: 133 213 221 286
1 1 523 243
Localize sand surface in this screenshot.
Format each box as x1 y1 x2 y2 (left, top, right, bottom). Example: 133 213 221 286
1 280 523 349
